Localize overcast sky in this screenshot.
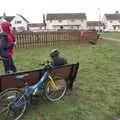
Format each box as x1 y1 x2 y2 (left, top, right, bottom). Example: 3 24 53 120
0 0 120 23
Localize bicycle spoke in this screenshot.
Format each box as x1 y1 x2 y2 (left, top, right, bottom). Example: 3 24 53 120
45 76 67 102
0 88 27 120
5 108 10 120
0 107 10 120
0 107 9 115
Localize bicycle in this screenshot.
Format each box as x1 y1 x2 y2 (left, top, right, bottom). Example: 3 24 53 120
0 61 67 120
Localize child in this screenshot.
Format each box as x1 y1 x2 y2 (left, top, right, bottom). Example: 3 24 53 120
0 21 16 74
49 49 67 67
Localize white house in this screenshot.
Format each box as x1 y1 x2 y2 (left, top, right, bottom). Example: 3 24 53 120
46 13 87 30
87 21 104 31
0 14 29 32
11 14 29 32
103 11 120 31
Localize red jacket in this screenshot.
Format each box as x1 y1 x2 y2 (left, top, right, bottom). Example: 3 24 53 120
1 22 15 56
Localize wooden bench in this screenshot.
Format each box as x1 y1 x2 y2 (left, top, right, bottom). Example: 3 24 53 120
0 63 79 92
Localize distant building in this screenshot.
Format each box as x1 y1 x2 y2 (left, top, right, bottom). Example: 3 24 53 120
46 13 87 30
11 14 29 32
0 13 29 32
87 21 104 31
103 11 120 31
28 23 43 32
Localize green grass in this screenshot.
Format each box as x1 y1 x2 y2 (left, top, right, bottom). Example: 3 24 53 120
1 41 120 120
101 32 120 40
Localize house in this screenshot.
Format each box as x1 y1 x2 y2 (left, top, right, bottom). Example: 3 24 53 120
10 14 29 32
103 11 120 31
46 13 87 30
87 21 104 31
28 23 43 32
0 13 29 32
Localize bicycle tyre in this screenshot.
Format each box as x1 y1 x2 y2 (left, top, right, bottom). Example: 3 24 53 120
0 88 27 120
44 76 67 102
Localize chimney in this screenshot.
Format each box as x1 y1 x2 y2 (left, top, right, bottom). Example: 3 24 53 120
115 11 119 14
3 12 6 18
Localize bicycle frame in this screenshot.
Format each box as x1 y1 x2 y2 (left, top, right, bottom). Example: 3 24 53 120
11 71 58 109
24 71 57 96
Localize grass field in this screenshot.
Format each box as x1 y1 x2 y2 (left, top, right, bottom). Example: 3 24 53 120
0 40 120 120
101 32 120 40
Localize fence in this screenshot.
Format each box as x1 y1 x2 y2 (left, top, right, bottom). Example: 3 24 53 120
15 30 97 48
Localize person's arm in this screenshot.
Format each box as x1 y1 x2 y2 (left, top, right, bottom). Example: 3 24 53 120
8 33 16 47
6 42 14 48
1 35 14 49
0 35 8 49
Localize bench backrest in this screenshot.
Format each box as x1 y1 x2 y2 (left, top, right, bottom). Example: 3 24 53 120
0 63 79 92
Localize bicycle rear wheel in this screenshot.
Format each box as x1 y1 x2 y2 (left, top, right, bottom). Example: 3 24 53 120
0 88 27 120
44 76 67 102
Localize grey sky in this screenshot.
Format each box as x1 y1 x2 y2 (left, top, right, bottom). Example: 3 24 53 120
0 0 120 23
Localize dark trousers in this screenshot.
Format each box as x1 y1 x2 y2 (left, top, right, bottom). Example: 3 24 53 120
2 56 17 74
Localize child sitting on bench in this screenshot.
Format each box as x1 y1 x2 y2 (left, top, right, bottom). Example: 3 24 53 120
49 49 67 67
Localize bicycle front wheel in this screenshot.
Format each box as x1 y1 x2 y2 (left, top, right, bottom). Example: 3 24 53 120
44 76 67 102
0 88 27 120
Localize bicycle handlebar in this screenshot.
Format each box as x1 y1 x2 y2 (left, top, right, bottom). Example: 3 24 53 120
39 60 53 69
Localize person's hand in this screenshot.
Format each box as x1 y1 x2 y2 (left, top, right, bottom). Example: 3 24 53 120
14 42 17 45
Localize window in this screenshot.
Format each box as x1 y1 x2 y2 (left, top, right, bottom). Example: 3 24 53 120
71 19 74 22
60 25 63 29
15 21 22 24
58 20 62 22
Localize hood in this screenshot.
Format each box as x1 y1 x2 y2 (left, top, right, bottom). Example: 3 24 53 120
1 21 15 42
1 21 11 34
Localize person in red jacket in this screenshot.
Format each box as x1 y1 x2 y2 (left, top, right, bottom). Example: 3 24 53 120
0 21 16 74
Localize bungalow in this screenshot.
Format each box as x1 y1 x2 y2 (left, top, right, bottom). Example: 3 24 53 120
87 21 104 31
46 13 87 30
103 11 120 31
